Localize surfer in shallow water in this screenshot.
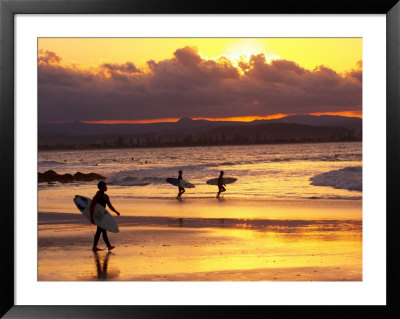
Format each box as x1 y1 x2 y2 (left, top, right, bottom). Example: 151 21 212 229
176 170 185 200
90 181 120 251
217 170 226 199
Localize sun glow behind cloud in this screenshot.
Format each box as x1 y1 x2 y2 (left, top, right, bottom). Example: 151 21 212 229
205 52 281 73
39 38 361 73
38 38 362 124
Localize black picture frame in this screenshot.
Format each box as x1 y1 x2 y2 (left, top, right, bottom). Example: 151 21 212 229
1 0 399 318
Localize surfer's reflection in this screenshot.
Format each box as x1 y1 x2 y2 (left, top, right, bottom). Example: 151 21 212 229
93 251 119 280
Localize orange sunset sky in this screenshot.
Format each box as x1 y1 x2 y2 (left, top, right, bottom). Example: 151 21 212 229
38 38 362 124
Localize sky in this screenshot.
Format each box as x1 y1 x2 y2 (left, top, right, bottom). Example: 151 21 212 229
38 38 362 124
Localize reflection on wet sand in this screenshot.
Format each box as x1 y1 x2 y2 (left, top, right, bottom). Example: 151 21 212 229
93 251 120 280
38 199 362 281
176 218 225 228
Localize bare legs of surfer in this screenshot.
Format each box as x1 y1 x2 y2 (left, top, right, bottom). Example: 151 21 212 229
217 185 226 198
176 187 185 200
92 226 115 251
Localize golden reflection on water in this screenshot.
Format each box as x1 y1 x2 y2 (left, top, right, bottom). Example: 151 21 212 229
38 222 362 281
39 194 362 221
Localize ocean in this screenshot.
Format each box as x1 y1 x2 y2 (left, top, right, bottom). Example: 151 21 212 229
38 142 362 209
38 142 362 281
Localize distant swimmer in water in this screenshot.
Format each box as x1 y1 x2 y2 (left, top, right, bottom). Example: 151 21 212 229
90 181 120 251
176 170 185 200
216 170 226 199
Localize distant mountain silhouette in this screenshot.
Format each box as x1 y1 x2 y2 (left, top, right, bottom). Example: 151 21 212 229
39 115 361 136
39 118 243 136
269 115 362 129
38 115 362 149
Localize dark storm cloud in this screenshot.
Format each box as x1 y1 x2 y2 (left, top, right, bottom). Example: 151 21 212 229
349 70 362 83
101 62 141 74
347 60 362 83
38 46 362 122
38 50 62 64
146 47 239 90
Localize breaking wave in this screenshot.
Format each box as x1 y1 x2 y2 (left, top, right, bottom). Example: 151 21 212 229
106 170 166 186
310 166 362 191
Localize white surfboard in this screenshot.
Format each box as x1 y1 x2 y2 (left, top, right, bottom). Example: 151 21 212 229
166 177 195 188
73 195 119 233
206 177 237 185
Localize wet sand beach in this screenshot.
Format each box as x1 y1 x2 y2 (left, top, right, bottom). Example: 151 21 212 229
38 199 362 281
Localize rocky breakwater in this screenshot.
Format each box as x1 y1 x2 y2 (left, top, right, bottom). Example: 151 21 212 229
39 170 106 183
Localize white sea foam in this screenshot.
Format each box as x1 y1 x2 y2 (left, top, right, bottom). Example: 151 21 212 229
38 142 363 199
310 166 362 191
106 170 167 186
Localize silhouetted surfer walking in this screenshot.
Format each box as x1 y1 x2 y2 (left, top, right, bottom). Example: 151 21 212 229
176 170 185 200
217 170 226 198
91 181 120 251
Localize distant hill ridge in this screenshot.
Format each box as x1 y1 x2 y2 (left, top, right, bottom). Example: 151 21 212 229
39 115 362 136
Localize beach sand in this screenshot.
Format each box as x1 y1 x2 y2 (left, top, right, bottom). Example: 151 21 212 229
38 199 362 281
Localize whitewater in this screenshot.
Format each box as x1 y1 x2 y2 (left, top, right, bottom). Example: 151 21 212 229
38 142 362 201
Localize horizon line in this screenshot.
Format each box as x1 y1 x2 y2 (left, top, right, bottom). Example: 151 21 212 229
45 111 362 125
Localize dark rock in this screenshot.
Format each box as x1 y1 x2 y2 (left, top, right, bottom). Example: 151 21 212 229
38 170 58 182
60 173 74 182
39 170 105 183
73 172 105 181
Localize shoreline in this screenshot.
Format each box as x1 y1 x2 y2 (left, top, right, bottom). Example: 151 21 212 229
39 212 362 233
39 197 362 220
38 197 362 282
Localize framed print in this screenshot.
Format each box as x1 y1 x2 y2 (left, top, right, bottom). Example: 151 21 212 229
1 0 399 318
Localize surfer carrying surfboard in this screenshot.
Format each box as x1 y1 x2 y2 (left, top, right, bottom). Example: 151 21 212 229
217 170 226 198
176 170 185 200
91 181 120 251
